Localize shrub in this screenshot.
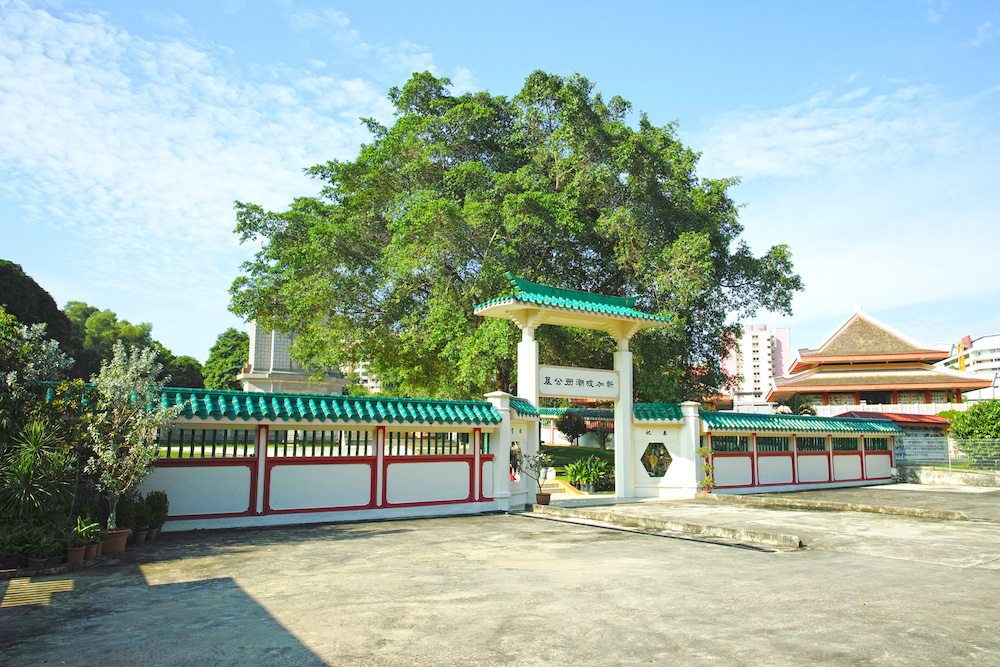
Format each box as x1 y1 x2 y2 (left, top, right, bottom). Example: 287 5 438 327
144 490 169 527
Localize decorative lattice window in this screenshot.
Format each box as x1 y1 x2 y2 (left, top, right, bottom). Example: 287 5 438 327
642 443 672 477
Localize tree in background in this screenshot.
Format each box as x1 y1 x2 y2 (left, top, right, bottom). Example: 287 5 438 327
949 400 1000 439
0 260 80 364
556 411 589 446
202 328 249 390
230 71 802 401
63 301 203 387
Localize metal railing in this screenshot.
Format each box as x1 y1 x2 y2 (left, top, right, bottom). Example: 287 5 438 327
895 436 1000 471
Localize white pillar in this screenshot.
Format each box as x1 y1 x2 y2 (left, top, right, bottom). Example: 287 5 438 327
678 401 702 497
485 391 513 511
516 327 539 407
614 339 634 499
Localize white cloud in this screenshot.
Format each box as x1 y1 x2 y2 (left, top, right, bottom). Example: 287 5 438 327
284 5 438 82
968 21 1000 48
0 0 400 358
696 83 971 180
691 80 1000 342
925 0 951 25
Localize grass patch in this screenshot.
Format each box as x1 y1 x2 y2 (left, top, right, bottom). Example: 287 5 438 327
541 445 614 467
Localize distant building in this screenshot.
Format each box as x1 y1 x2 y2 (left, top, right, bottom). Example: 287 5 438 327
719 325 794 413
770 309 990 416
238 323 348 395
341 359 382 394
939 334 1000 401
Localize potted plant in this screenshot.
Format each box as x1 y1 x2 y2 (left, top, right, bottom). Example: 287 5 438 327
563 459 584 489
0 522 25 570
108 493 137 551
69 515 100 563
521 452 554 505
696 445 716 493
25 526 59 569
132 493 150 545
84 342 182 553
144 490 169 542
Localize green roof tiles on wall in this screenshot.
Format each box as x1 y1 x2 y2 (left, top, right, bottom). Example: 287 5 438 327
160 389 502 426
632 404 684 421
509 397 540 419
699 411 903 434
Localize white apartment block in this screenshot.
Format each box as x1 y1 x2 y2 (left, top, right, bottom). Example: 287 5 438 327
940 333 1000 400
721 324 793 412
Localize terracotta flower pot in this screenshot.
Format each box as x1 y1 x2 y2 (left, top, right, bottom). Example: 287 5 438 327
146 526 159 543
26 556 49 569
66 546 87 563
103 529 131 554
84 543 99 560
133 529 148 545
535 492 552 505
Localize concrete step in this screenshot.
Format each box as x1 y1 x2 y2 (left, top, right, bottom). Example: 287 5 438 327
526 503 803 549
541 480 584 495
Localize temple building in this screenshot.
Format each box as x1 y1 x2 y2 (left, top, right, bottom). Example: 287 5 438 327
768 309 990 416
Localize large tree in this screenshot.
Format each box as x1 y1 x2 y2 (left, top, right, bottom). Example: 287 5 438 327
230 71 802 401
202 328 249 391
0 260 80 364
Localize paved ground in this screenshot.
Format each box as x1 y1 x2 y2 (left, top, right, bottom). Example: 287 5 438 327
3 484 1000 665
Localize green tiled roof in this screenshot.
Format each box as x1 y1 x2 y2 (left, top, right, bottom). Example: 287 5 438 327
539 406 615 421
633 403 684 421
474 272 671 324
160 389 501 426
538 404 683 422
509 397 540 419
699 411 903 434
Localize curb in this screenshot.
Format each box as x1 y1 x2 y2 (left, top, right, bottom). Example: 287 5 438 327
694 492 970 521
527 504 803 548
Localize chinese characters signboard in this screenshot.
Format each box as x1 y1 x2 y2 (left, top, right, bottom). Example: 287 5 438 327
537 365 620 400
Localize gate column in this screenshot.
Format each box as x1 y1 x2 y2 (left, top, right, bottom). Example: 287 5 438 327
614 339 634 498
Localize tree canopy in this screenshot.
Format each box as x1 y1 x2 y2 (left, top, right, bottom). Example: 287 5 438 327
202 328 249 390
63 301 203 387
1 260 79 363
230 71 802 401
949 400 1000 439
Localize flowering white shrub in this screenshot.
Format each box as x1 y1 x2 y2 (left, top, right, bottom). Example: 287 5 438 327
85 342 181 529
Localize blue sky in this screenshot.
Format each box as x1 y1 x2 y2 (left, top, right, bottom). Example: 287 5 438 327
2 0 998 362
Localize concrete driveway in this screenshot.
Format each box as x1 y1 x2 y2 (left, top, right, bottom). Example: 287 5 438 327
3 501 1000 665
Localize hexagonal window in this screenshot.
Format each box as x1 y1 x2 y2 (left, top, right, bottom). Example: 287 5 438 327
642 443 672 477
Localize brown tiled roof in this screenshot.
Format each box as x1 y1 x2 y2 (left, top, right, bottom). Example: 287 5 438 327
836 411 950 425
803 315 941 358
774 364 990 390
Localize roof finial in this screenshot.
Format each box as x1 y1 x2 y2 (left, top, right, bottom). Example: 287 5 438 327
854 304 863 313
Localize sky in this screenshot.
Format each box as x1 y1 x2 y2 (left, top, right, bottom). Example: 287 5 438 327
1 0 998 362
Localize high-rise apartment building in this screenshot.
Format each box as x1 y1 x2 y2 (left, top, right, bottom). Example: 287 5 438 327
720 324 793 412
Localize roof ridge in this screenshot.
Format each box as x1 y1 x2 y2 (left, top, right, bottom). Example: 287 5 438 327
505 272 638 308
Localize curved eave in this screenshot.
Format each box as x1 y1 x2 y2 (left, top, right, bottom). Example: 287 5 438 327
475 297 669 339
